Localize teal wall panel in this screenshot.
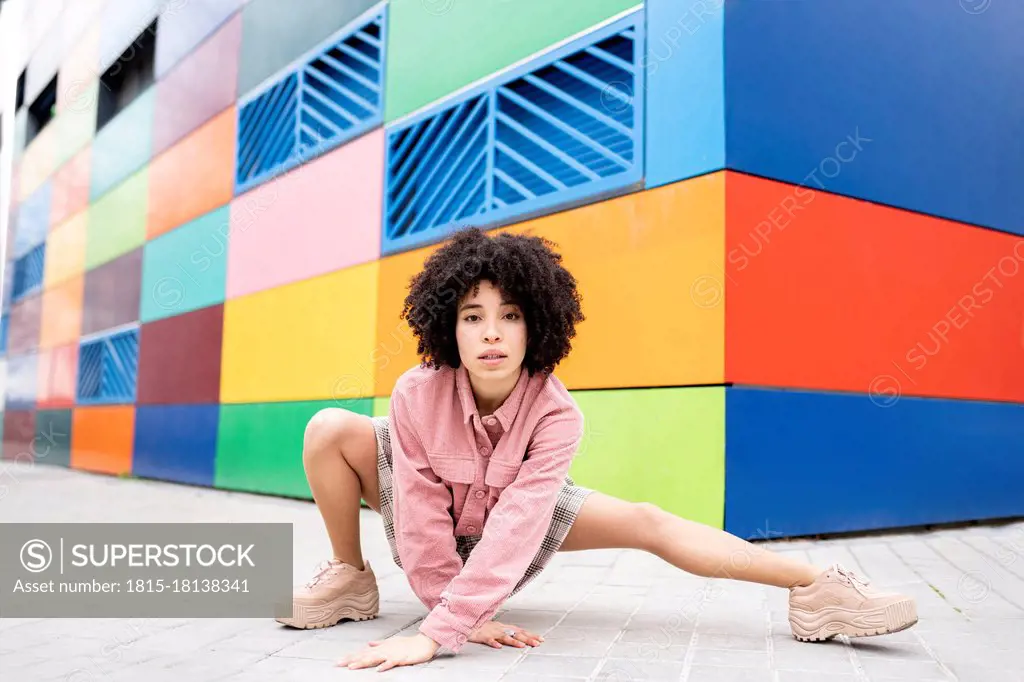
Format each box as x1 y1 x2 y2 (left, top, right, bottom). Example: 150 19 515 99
140 205 230 323
90 87 156 201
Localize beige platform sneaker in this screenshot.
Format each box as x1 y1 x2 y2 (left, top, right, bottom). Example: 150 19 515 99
276 558 380 629
788 563 918 641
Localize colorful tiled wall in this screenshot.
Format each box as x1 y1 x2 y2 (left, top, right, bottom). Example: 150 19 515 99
2 0 1022 539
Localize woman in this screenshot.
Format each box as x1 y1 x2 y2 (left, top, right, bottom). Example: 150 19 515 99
278 228 918 672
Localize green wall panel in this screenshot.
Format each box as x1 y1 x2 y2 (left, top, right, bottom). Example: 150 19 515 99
569 387 726 528
216 399 374 497
57 79 99 167
90 86 156 201
34 410 73 468
140 205 230 323
86 166 149 271
384 0 639 122
372 396 389 417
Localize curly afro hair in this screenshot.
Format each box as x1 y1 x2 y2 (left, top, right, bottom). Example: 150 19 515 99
400 227 585 375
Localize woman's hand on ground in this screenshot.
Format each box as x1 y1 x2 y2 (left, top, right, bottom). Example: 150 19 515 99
336 633 440 671
469 620 545 648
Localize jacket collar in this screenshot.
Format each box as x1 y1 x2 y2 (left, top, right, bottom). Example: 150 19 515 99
456 363 530 430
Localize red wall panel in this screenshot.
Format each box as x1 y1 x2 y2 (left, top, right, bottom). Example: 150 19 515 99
137 304 224 404
726 172 1024 403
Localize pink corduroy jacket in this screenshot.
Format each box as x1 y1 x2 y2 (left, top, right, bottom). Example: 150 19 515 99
388 362 584 654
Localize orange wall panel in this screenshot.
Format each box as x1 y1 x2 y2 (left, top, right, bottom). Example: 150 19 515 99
40 274 84 348
147 106 236 240
71 406 135 475
373 173 726 394
725 172 1024 402
511 173 726 390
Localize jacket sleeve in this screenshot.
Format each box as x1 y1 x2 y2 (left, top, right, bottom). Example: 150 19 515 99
417 405 583 653
389 389 464 617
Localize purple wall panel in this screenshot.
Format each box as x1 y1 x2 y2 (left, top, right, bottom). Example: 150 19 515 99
152 12 242 156
81 247 142 336
155 0 248 78
7 294 43 355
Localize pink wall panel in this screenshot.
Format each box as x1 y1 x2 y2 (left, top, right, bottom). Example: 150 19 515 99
153 13 241 157
37 343 79 408
226 129 383 299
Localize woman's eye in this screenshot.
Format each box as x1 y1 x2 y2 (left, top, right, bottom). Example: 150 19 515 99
464 315 480 322
505 312 521 320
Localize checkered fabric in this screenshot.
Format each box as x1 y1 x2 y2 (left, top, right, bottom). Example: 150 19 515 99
371 415 593 597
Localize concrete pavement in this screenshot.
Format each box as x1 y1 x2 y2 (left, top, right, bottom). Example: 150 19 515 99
1 460 1022 681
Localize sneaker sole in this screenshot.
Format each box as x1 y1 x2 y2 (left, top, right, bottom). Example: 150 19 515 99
276 590 380 629
789 599 918 642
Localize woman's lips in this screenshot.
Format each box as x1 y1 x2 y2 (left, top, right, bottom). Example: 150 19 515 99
478 353 506 366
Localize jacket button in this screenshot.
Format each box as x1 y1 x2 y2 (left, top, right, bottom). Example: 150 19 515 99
475 490 486 499
484 416 497 426
467 525 476 533
479 446 490 456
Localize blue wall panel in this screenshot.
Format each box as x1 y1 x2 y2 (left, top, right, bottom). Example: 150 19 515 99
725 387 1024 540
133 404 219 486
725 0 1024 235
5 352 39 411
644 0 725 189
14 181 52 258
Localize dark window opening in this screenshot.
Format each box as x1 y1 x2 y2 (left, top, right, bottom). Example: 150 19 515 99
15 68 26 110
96 19 158 132
26 75 57 145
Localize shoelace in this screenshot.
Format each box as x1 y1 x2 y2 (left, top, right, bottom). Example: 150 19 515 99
833 563 872 597
305 560 342 589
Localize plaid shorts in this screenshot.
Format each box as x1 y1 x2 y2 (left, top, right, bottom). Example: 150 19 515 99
371 416 593 597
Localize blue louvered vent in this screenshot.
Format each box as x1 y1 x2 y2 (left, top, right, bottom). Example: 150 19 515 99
77 327 139 405
235 6 386 194
383 10 644 255
386 94 491 239
12 243 45 302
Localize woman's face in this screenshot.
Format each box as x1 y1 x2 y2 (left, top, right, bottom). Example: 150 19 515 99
455 280 527 382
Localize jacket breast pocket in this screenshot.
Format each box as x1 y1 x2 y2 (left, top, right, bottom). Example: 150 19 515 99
425 453 477 485
484 460 521 489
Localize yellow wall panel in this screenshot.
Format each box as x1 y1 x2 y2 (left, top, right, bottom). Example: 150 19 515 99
19 122 58 202
40 275 84 349
221 262 380 403
44 209 88 288
507 172 726 389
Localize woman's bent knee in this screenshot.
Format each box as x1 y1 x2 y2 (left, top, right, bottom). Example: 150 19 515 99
303 408 359 459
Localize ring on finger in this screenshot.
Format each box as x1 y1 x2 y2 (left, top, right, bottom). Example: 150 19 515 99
503 628 518 638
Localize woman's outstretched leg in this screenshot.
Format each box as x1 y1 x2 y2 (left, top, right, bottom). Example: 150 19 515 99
560 491 820 587
559 491 918 641
277 409 381 629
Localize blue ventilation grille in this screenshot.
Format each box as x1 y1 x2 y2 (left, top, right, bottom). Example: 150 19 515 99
235 7 386 194
236 73 299 189
385 94 491 240
77 328 140 405
12 243 45 302
383 10 644 255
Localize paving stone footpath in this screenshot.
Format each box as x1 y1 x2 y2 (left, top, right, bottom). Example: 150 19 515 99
1 461 1021 681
